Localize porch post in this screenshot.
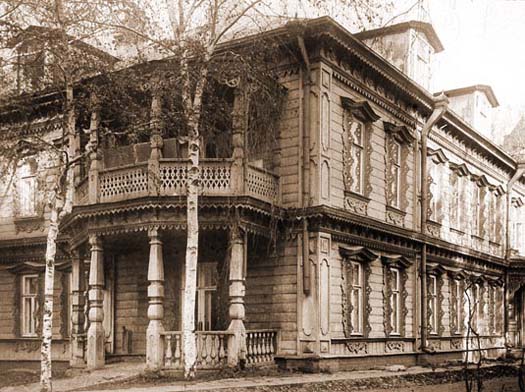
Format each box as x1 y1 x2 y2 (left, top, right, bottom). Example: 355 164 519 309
148 91 163 196
70 250 86 367
227 226 246 367
87 234 105 369
87 108 100 204
146 228 165 370
231 88 246 194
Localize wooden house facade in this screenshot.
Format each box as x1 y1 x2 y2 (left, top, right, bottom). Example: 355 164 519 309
1 17 525 372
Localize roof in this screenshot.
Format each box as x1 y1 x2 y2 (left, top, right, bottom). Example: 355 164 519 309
354 20 444 53
439 85 500 107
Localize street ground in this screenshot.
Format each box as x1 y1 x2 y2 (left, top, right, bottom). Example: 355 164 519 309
0 361 521 392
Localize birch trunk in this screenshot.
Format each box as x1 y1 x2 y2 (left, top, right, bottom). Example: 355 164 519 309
40 82 75 392
182 137 199 378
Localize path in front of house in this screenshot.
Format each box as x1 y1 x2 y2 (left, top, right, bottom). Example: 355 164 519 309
0 362 144 392
0 362 519 392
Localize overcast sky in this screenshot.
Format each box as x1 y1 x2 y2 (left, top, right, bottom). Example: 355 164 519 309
421 0 525 109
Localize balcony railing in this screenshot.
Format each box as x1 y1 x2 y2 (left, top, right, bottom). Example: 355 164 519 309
78 158 280 206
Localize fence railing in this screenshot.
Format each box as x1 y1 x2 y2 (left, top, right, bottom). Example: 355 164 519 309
82 158 279 205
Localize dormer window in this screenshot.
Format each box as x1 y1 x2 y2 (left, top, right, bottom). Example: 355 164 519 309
342 97 379 216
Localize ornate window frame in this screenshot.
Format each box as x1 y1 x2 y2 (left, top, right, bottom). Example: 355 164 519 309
382 254 411 337
448 270 467 335
341 97 380 216
426 148 449 232
427 263 445 336
488 185 505 245
383 122 415 227
471 174 489 239
449 163 471 232
340 246 377 338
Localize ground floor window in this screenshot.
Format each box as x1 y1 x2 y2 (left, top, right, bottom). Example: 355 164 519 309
21 274 39 337
428 275 438 334
196 262 218 331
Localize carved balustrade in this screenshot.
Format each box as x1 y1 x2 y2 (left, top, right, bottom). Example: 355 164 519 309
245 329 279 366
76 158 280 205
162 330 233 370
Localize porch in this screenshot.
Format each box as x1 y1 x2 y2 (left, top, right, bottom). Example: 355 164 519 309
69 227 282 371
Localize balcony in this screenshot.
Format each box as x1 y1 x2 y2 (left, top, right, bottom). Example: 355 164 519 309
75 153 280 206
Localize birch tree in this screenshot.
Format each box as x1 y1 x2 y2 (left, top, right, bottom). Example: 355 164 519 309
0 2 137 391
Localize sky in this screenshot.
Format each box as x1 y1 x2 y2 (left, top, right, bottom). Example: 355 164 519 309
420 0 525 108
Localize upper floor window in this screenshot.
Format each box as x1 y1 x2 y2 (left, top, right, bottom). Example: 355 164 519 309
342 97 379 205
21 274 39 337
196 262 218 331
471 175 488 238
384 122 415 224
426 148 448 224
17 160 38 217
349 120 365 194
449 163 470 230
489 186 504 245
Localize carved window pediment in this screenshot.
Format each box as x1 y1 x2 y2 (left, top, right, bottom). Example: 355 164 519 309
381 254 412 269
383 121 415 145
512 197 524 208
427 147 449 164
426 262 446 276
471 173 490 187
340 246 377 263
449 162 470 177
341 97 380 123
490 184 505 197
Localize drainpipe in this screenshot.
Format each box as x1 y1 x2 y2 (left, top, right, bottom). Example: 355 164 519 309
420 93 448 353
297 35 313 295
504 155 525 349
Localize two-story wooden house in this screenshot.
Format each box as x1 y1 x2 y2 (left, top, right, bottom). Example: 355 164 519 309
1 16 525 372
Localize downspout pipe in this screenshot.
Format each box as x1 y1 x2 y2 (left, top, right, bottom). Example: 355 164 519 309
420 93 448 353
504 156 525 348
297 34 313 294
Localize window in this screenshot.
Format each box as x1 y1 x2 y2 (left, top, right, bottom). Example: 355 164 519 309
340 246 376 338
384 122 414 217
451 278 464 335
349 120 365 195
473 185 481 234
390 268 401 334
390 142 402 209
18 164 37 217
428 275 438 334
382 255 411 337
341 97 379 207
21 275 39 337
350 261 363 335
449 164 470 230
196 262 217 331
413 35 431 89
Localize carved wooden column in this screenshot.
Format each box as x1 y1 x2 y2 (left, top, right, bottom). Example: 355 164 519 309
148 92 163 196
70 250 86 367
227 226 246 367
87 109 100 204
87 235 105 368
231 88 246 194
146 228 165 370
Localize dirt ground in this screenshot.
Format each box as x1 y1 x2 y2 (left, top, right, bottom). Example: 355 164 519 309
0 361 69 389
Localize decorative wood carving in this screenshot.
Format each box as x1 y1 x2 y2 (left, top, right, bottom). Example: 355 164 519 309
451 338 462 349
60 272 69 338
344 341 368 355
15 340 41 353
345 193 369 215
382 265 393 337
381 255 411 337
386 341 405 353
386 206 406 227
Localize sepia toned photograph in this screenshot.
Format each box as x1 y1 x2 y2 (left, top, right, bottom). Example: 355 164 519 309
1 0 525 391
